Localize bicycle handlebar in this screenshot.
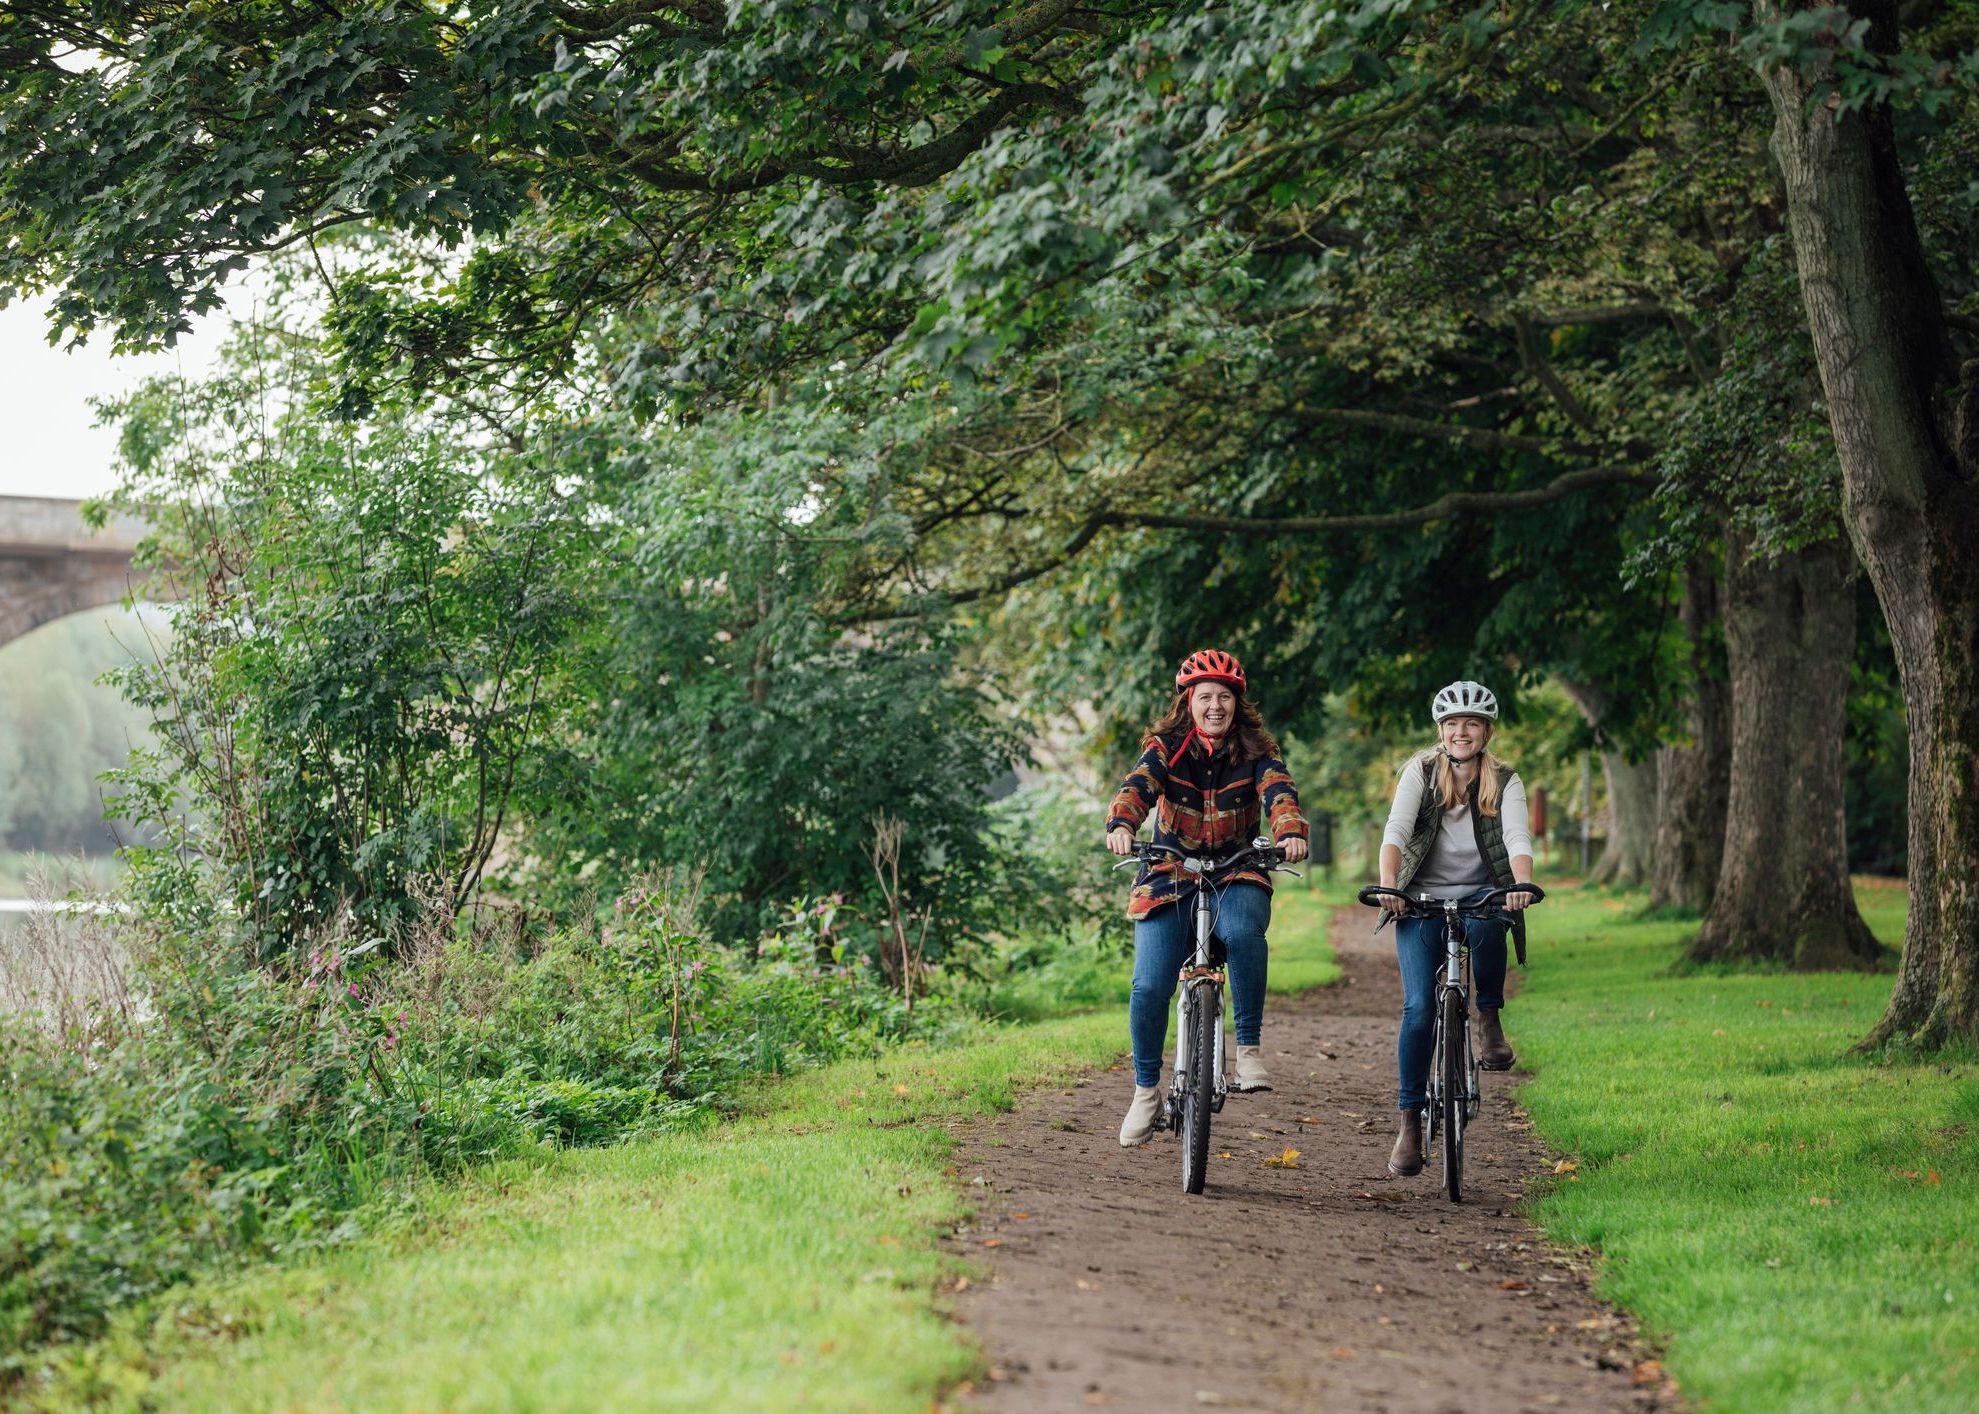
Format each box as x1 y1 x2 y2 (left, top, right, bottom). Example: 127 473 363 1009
1356 883 1546 915
1109 836 1295 878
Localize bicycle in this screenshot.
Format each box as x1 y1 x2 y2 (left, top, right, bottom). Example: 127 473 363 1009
1356 883 1546 1202
1114 837 1299 1194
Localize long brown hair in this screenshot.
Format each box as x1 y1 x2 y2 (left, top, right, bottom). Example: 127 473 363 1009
1143 689 1282 764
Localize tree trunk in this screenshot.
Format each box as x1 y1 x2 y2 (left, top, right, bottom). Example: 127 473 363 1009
1762 8 1979 1043
1558 680 1655 888
1686 533 1880 968
1650 551 1732 913
1587 751 1657 888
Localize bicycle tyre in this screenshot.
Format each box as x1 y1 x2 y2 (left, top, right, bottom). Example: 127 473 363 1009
1441 987 1466 1202
1180 983 1217 1194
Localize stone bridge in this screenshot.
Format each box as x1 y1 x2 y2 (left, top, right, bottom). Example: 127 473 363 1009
0 495 148 650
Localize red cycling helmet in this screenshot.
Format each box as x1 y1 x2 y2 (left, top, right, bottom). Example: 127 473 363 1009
1175 648 1246 696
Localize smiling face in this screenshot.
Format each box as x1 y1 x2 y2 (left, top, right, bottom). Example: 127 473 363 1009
1438 713 1493 760
1189 681 1238 739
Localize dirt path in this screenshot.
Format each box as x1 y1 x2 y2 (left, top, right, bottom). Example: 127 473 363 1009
945 907 1676 1413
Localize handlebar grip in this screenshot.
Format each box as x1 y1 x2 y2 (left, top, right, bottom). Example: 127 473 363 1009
1358 885 1411 908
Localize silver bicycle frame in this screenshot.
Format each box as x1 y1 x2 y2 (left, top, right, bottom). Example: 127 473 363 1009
1170 859 1228 1111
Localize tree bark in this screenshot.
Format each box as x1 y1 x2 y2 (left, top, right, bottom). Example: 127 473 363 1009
1558 680 1655 888
1588 751 1657 888
1650 551 1731 913
1686 533 1880 968
1762 5 1979 1043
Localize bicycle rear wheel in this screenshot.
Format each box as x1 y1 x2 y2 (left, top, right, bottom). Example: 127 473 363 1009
1180 983 1218 1194
1441 987 1466 1202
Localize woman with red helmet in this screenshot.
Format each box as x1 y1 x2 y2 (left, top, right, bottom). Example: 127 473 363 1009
1104 649 1310 1147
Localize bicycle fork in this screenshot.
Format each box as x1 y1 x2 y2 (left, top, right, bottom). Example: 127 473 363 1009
1167 901 1229 1128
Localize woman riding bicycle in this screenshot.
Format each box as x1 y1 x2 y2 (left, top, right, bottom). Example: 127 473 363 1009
1376 680 1535 1178
1105 649 1309 1147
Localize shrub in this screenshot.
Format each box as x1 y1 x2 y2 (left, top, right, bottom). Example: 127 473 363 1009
0 879 926 1381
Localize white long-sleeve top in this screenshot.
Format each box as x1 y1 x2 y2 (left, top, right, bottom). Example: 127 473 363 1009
1381 755 1533 899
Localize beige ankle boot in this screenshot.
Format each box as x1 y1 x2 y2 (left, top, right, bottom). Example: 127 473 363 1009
1232 1045 1273 1092
1119 1085 1163 1146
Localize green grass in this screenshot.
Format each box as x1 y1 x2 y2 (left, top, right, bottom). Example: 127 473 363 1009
1264 875 1347 993
1517 879 1978 1411
33 892 1343 1411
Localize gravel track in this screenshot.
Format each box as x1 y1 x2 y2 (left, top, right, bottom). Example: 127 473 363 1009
944 906 1679 1413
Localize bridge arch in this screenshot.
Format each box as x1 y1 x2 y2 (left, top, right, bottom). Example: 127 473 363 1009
0 497 146 652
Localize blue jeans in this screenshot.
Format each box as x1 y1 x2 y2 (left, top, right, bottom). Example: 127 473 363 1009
1394 888 1508 1112
1129 882 1270 1088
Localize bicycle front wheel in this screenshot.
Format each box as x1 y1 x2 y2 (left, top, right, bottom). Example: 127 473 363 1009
1180 983 1218 1194
1441 987 1466 1202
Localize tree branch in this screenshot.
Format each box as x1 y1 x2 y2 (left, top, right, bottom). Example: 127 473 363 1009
1288 405 1652 460
1097 464 1656 536
1512 314 1605 437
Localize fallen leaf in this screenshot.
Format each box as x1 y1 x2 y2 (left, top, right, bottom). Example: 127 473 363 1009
1554 1158 1578 1175
1011 1212 1031 1220
1809 1195 1834 1207
1633 1360 1664 1385
1084 1391 1113 1406
1331 1347 1355 1360
1928 1169 1943 1186
817 1340 838 1355
1263 1147 1302 1169
1498 1279 1530 1290
1456 1260 1475 1272
893 1083 911 1096
1076 1278 1097 1291
1299 1116 1322 1125
1373 1283 1386 1294
981 1236 1002 1247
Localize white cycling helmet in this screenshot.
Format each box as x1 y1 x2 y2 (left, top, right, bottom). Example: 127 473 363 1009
1431 680 1500 723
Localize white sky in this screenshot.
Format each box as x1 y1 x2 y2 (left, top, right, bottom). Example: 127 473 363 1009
0 295 229 501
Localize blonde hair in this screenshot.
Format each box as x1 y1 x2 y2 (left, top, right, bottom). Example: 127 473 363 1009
1412 746 1508 817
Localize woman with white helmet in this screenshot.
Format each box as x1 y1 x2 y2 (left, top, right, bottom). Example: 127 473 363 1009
1374 680 1535 1178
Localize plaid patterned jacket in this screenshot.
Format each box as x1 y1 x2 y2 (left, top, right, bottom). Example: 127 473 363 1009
1106 730 1308 920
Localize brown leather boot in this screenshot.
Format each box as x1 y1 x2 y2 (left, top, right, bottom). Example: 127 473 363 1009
1477 1007 1515 1070
1388 1112 1424 1177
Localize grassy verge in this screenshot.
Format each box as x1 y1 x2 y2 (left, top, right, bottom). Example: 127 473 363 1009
1264 877 1347 994
33 886 1344 1410
1516 879 1978 1411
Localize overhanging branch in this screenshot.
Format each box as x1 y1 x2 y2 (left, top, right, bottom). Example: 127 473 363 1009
843 463 1656 622
1098 464 1656 536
